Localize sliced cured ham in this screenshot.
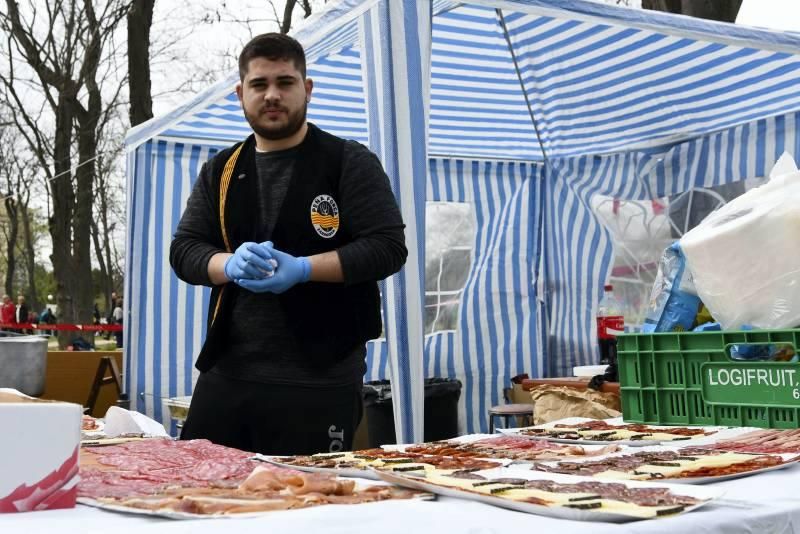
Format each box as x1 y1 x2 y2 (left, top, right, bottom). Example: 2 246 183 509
711 429 800 454
239 466 355 496
80 440 429 517
81 415 100 431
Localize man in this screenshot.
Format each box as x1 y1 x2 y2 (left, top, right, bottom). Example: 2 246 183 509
0 295 14 328
170 33 407 455
15 295 29 334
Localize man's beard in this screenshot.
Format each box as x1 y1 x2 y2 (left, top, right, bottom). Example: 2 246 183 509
243 102 307 141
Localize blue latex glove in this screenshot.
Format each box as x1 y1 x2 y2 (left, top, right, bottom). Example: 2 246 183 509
237 242 311 294
224 242 276 282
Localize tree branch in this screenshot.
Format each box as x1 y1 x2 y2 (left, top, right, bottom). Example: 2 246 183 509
2 1 66 90
280 0 297 34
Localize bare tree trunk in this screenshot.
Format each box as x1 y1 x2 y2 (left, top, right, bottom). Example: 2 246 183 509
103 230 116 311
643 0 742 21
19 202 39 312
641 0 681 13
73 106 100 346
127 0 155 126
0 111 36 305
280 0 297 34
92 171 113 312
3 196 18 298
99 179 116 311
681 0 742 22
50 95 77 348
90 218 110 304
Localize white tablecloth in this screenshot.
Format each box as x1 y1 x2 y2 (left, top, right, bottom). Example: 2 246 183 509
5 466 800 534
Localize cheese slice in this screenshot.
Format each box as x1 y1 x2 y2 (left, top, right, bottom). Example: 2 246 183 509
304 453 466 474
418 471 689 519
592 451 768 480
532 424 710 442
307 452 417 469
591 499 677 519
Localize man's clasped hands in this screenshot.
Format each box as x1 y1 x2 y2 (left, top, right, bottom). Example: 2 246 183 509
224 241 311 294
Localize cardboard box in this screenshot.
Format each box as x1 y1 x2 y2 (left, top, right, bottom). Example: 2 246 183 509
0 389 81 513
510 383 533 405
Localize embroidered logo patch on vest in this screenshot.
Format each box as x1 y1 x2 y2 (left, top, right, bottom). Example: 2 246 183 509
310 195 339 238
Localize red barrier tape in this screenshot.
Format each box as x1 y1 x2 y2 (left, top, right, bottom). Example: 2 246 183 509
0 323 122 332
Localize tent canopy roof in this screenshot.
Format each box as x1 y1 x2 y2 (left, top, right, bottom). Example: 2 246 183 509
127 0 800 162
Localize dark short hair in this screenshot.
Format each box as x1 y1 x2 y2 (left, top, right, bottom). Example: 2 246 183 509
239 33 307 80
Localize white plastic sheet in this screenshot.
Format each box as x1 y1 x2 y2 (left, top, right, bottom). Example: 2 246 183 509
681 153 800 329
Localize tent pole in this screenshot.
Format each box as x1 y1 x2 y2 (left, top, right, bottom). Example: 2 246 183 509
498 9 553 378
360 0 429 445
496 9 550 168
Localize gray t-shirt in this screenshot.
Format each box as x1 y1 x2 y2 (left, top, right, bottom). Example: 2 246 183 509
211 146 366 386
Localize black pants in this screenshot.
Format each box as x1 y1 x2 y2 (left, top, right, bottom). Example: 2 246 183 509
180 371 363 455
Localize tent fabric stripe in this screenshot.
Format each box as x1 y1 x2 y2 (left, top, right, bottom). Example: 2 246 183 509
502 9 800 156
429 6 540 159
304 19 360 63
481 0 800 52
125 140 218 426
133 2 800 163
363 158 543 433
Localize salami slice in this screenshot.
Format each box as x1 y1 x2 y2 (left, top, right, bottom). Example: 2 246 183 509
79 439 259 500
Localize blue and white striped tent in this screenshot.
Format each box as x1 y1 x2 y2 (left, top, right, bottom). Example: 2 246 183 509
124 0 800 441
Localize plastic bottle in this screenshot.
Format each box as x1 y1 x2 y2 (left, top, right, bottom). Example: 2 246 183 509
597 284 624 365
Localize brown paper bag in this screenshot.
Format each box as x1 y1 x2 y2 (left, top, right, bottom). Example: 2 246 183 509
528 385 621 425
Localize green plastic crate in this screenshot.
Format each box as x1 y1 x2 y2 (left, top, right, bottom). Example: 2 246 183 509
617 329 800 429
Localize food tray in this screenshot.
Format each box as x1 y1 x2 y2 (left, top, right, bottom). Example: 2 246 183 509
375 467 721 523
498 417 723 447
529 444 800 484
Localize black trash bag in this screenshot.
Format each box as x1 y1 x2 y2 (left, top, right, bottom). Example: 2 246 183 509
363 378 462 447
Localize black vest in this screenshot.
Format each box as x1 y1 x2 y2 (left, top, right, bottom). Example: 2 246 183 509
195 124 382 372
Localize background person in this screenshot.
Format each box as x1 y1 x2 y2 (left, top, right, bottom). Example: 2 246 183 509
113 297 123 348
15 295 29 334
1 295 14 329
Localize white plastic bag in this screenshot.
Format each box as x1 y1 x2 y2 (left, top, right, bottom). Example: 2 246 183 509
103 405 169 437
680 153 800 329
